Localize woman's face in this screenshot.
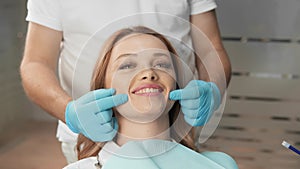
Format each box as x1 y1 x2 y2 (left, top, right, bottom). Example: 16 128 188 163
105 33 176 123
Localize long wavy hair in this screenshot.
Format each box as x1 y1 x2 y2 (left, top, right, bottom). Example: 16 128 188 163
77 26 196 160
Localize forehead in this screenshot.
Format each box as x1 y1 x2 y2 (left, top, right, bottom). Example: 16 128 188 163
111 34 169 60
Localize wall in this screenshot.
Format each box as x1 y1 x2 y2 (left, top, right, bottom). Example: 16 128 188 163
0 0 28 138
0 0 54 147
201 1 300 169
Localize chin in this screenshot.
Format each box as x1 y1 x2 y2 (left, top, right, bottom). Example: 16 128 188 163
116 95 174 123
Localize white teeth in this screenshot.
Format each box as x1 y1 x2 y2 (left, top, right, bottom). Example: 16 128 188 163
135 88 160 94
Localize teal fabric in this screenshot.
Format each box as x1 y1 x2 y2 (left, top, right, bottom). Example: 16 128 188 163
202 151 239 169
103 140 238 169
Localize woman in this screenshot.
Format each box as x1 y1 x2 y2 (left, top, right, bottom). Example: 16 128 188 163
64 26 237 169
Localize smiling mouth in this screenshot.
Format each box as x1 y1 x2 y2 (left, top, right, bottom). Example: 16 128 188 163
134 88 163 94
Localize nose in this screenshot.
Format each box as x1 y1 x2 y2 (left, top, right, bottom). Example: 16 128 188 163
139 69 159 81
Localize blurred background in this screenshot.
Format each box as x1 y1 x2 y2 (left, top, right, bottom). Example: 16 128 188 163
0 0 67 168
0 0 299 169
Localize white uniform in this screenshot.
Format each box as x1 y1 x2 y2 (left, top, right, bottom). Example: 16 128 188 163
26 0 217 162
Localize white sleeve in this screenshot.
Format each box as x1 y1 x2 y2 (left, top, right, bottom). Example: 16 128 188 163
188 0 217 15
26 0 62 31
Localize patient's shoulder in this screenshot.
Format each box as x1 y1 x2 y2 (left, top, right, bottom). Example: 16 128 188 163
201 151 239 169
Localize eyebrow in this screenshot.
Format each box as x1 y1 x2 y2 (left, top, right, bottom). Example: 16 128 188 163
115 53 137 61
153 52 170 57
116 52 170 61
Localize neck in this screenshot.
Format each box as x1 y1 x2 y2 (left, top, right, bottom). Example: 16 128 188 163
115 114 170 146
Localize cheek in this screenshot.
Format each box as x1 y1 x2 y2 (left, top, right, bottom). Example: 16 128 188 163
163 74 177 91
159 68 176 90
162 75 176 112
110 72 132 94
104 73 112 88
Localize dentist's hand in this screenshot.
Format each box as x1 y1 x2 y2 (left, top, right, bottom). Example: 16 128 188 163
65 88 128 142
169 80 221 126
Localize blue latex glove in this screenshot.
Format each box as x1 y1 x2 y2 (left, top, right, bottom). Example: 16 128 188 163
169 80 221 126
65 88 128 142
103 140 239 169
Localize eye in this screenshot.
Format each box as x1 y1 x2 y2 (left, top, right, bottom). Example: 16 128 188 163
118 62 136 70
154 62 172 69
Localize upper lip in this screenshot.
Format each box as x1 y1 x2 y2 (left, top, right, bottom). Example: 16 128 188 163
131 84 164 94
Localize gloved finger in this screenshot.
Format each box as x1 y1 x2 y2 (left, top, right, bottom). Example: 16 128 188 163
181 93 210 111
78 101 102 114
169 80 210 100
77 88 115 104
181 103 210 119
92 118 118 142
112 117 118 132
179 98 202 109
99 120 115 133
93 88 116 99
96 94 128 111
169 86 203 100
80 94 127 113
95 110 113 124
